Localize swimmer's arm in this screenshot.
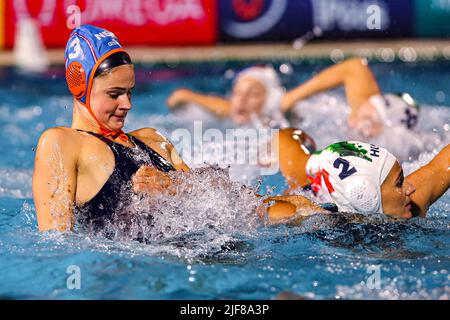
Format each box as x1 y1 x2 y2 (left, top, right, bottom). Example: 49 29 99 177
263 196 328 225
166 142 190 172
281 58 381 114
133 128 190 172
406 145 450 217
167 89 231 118
32 128 78 232
273 129 312 189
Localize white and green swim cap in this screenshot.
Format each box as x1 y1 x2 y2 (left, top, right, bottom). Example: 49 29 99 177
369 93 420 130
306 141 397 214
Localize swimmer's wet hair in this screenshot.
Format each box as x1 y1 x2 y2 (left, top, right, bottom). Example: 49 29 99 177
94 51 132 78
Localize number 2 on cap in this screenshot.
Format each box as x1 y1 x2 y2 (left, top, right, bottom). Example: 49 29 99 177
333 158 357 180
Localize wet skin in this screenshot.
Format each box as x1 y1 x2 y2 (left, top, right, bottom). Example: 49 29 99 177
230 77 267 125
273 128 450 221
380 161 416 219
89 64 135 134
33 64 189 232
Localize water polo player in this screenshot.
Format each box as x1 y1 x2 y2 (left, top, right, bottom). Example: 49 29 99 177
268 128 449 222
32 25 321 235
167 65 289 128
281 58 420 138
33 25 189 233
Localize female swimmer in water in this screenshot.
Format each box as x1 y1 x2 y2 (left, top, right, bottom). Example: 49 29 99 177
168 58 419 138
167 65 288 128
33 25 190 232
280 58 420 138
32 25 322 234
265 128 449 223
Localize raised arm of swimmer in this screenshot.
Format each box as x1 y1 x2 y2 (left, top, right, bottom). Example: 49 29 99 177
407 144 450 217
166 66 287 127
281 58 380 116
274 129 449 220
281 58 421 138
167 88 231 118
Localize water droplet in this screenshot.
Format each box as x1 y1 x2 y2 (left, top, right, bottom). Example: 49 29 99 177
279 63 292 75
330 49 345 63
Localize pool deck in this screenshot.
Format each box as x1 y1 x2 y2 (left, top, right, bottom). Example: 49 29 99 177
2 39 450 66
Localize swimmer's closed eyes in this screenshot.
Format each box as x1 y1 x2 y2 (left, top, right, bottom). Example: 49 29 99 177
106 86 134 100
396 170 404 188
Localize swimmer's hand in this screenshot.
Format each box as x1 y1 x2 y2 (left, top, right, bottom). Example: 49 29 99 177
167 89 193 109
132 166 175 195
262 195 328 225
349 103 383 138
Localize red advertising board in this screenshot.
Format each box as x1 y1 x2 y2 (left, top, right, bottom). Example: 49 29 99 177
2 0 217 48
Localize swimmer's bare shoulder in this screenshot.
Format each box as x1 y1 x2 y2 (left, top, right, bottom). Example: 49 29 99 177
33 127 82 232
129 127 190 171
34 127 83 165
407 144 450 217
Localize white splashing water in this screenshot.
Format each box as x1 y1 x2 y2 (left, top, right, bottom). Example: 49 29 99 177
8 92 449 260
0 169 33 198
99 167 263 250
130 93 449 186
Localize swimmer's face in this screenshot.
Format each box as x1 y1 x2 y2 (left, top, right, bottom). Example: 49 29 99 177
381 161 416 219
349 102 383 138
230 77 266 125
90 64 135 131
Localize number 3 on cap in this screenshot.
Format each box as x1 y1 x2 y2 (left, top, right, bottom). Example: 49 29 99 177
68 38 82 59
333 158 357 180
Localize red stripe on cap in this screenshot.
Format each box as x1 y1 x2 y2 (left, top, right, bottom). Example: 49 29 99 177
322 169 335 194
78 34 98 62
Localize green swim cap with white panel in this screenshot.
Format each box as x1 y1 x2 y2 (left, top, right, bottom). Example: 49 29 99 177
306 141 397 214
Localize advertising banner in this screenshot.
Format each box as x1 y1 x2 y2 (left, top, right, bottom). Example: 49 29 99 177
219 0 413 42
415 0 450 37
2 0 217 48
0 0 4 49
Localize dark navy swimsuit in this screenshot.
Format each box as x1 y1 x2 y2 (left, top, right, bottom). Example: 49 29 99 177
74 131 175 233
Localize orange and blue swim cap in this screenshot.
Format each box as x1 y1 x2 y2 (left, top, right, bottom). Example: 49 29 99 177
64 25 132 141
64 25 129 105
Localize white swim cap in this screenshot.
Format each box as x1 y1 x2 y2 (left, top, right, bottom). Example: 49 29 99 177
235 65 288 128
305 141 397 214
369 93 420 130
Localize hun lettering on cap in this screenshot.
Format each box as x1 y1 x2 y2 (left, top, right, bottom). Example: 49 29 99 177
369 144 380 158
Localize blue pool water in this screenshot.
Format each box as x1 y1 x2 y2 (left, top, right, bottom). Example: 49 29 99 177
0 59 449 299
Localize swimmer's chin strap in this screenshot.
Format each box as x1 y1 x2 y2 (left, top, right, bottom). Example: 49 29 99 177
80 100 129 142
99 127 129 142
